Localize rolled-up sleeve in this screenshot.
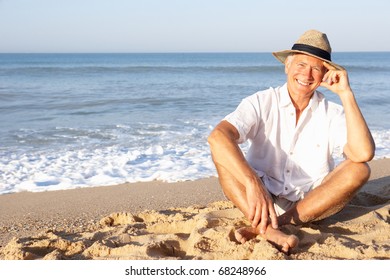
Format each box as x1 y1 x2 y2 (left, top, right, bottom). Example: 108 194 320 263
223 97 260 144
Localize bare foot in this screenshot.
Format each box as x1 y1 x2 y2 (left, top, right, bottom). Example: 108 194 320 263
235 226 299 254
235 226 257 244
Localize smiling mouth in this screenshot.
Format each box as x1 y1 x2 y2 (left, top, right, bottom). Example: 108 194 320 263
296 79 312 86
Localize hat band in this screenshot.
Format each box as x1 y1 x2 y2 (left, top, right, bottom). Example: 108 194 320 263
292 43 331 61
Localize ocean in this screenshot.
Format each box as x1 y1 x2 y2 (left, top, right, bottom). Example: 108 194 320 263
0 52 389 194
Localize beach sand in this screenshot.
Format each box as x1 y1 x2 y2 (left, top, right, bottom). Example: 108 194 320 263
0 158 389 260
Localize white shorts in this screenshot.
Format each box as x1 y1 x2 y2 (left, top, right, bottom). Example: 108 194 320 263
269 192 296 216
267 177 323 216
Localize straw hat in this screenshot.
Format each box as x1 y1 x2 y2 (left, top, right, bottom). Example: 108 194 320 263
272 29 344 70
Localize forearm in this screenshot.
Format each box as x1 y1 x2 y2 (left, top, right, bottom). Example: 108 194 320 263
340 90 375 162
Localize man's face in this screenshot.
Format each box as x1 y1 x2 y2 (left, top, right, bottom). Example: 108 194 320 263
285 54 327 97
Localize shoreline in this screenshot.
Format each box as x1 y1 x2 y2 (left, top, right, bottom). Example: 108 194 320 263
0 158 389 259
0 177 225 248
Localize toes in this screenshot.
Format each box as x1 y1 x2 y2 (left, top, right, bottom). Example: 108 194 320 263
281 235 299 254
234 230 246 244
234 227 256 244
234 231 243 243
281 242 290 254
287 235 299 248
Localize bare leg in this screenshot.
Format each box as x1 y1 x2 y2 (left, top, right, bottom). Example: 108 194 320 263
278 159 371 226
214 163 298 253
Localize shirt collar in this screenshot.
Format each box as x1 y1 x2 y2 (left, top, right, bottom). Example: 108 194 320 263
279 83 321 112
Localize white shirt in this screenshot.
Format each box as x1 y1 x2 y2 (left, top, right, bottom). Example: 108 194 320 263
224 83 347 201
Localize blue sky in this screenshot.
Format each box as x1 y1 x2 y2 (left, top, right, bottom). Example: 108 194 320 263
0 0 389 53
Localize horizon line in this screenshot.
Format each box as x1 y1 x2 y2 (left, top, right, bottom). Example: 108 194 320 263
1 50 389 54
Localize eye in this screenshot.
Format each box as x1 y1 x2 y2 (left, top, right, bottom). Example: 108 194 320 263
312 66 321 72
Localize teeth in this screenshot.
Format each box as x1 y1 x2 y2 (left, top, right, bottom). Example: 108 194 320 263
297 80 310 86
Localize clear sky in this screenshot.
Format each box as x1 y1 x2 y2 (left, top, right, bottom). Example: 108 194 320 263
0 0 389 53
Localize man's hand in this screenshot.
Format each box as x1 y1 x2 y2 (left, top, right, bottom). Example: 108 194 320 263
246 178 278 234
320 62 352 96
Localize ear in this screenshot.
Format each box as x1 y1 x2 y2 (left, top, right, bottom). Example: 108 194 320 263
284 55 293 74
284 62 289 74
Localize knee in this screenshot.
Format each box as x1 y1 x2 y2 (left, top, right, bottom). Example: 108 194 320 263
356 161 371 181
346 161 371 186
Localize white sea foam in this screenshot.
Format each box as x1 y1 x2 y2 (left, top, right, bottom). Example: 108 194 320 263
0 145 216 194
0 121 218 194
0 127 388 195
372 129 390 159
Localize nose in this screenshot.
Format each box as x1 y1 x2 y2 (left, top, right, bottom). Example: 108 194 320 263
300 66 315 81
303 66 313 78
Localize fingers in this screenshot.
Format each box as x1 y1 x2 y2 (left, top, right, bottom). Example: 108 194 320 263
251 204 261 228
246 183 278 233
268 201 279 230
322 71 340 86
247 204 255 224
321 62 351 93
323 61 336 70
259 204 269 234
249 198 278 234
259 200 279 232
322 62 338 84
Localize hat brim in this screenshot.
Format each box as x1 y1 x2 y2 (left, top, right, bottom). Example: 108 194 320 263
272 50 344 70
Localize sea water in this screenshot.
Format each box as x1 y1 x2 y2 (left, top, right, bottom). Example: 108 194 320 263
0 52 389 194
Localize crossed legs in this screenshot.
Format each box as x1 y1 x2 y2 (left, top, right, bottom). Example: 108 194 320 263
277 159 370 225
216 159 371 253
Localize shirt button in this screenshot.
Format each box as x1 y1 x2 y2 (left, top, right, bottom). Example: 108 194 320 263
285 187 288 190
286 170 290 173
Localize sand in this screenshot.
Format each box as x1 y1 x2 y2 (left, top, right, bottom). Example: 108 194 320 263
0 158 389 260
